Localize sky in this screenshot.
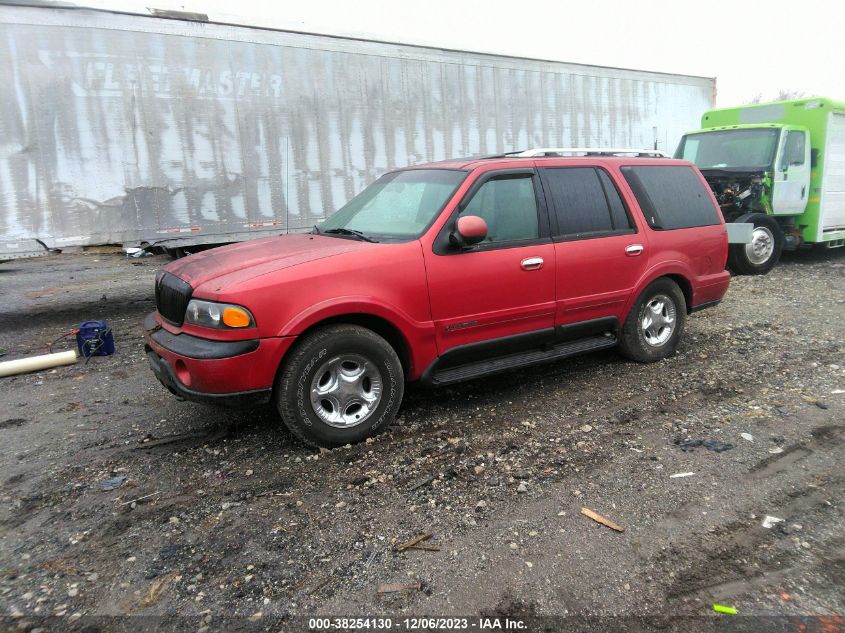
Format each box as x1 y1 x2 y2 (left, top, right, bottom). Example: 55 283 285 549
70 0 845 105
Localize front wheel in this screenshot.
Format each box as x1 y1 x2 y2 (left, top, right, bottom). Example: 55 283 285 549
619 278 687 363
728 214 784 275
276 325 404 447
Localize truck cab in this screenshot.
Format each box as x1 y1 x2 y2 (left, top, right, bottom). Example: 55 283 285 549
676 98 845 274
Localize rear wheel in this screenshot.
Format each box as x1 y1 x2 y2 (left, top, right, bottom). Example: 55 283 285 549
276 324 404 447
619 278 686 362
728 214 783 275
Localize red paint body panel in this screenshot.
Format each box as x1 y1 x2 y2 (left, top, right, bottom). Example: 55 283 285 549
145 156 731 399
147 335 294 394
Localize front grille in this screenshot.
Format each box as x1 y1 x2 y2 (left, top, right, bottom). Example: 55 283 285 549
155 272 193 326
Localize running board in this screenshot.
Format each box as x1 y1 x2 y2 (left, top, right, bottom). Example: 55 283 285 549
429 334 618 386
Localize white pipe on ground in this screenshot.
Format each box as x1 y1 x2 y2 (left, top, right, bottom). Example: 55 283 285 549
0 350 78 377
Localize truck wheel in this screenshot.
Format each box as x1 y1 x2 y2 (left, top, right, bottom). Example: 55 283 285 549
728 214 783 275
276 324 404 447
619 278 686 363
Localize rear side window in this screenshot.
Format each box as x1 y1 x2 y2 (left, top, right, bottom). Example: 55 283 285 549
542 167 634 238
620 166 720 230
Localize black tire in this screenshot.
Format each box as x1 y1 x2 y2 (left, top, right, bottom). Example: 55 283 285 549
276 324 404 447
727 214 784 275
619 278 687 363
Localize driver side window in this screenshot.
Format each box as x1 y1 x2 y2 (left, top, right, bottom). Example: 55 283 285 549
461 175 539 243
780 131 806 169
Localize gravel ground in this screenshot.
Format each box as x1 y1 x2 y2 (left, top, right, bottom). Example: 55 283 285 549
0 248 844 631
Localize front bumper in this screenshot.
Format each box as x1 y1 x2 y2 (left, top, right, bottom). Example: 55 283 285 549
144 312 293 408
145 347 271 407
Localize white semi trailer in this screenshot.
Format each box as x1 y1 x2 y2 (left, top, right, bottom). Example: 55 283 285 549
0 3 716 259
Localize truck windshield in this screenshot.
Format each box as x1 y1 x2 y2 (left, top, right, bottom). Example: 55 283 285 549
675 128 779 171
318 169 466 241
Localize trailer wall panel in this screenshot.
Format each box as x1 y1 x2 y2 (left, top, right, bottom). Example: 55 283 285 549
0 5 715 257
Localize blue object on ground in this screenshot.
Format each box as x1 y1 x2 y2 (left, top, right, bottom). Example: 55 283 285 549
76 320 115 358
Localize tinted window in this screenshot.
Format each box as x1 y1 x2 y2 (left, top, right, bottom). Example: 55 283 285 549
621 166 720 230
461 175 539 243
543 167 632 237
597 169 633 231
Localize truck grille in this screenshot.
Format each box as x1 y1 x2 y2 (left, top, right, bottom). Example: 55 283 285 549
155 272 193 326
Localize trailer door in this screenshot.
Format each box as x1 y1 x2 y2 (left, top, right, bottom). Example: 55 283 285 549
820 113 845 234
772 127 811 214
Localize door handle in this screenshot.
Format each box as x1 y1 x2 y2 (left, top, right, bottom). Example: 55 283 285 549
625 244 644 256
521 257 544 270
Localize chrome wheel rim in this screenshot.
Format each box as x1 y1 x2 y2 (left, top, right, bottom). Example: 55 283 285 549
641 294 676 347
745 226 775 265
309 354 383 428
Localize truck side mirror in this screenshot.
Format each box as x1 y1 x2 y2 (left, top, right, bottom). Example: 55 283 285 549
451 215 488 248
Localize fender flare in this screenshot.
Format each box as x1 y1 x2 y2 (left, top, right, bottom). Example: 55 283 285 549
624 262 695 316
278 297 438 379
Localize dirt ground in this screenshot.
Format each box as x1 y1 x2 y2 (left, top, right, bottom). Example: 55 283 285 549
0 248 844 632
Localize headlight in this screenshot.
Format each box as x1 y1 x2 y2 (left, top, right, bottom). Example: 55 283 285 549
185 300 255 329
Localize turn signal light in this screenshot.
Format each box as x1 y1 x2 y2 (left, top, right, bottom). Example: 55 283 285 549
222 306 252 328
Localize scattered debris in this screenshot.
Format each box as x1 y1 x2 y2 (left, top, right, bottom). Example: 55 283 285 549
815 401 829 410
378 582 422 594
768 447 785 454
780 592 792 601
580 424 593 433
679 439 734 453
408 475 436 491
308 577 333 595
762 515 785 529
140 571 180 607
99 475 127 491
407 543 440 552
740 433 754 442
119 491 161 506
135 429 227 450
397 532 433 551
712 603 738 615
831 389 844 395
516 482 528 494
670 472 695 478
580 507 625 533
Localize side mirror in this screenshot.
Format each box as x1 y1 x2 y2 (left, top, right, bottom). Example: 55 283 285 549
451 215 488 248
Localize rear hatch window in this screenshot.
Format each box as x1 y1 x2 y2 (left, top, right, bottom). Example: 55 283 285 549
621 165 720 230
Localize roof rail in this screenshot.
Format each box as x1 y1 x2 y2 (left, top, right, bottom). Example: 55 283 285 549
506 147 670 158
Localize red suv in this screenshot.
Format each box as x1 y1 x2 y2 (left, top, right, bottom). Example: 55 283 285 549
145 151 730 447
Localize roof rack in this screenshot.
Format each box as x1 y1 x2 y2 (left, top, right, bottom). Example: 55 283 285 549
505 147 670 158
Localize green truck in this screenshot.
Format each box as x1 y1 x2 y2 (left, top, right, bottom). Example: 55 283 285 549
676 97 845 274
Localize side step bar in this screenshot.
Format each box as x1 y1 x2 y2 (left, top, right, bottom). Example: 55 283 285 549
429 334 618 386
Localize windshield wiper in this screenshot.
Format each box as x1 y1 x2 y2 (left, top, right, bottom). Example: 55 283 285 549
321 228 379 243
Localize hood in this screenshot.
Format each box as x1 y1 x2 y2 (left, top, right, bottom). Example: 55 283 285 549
698 168 766 180
164 233 372 288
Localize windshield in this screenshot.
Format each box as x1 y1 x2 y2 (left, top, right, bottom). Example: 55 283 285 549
675 128 780 171
318 169 466 241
